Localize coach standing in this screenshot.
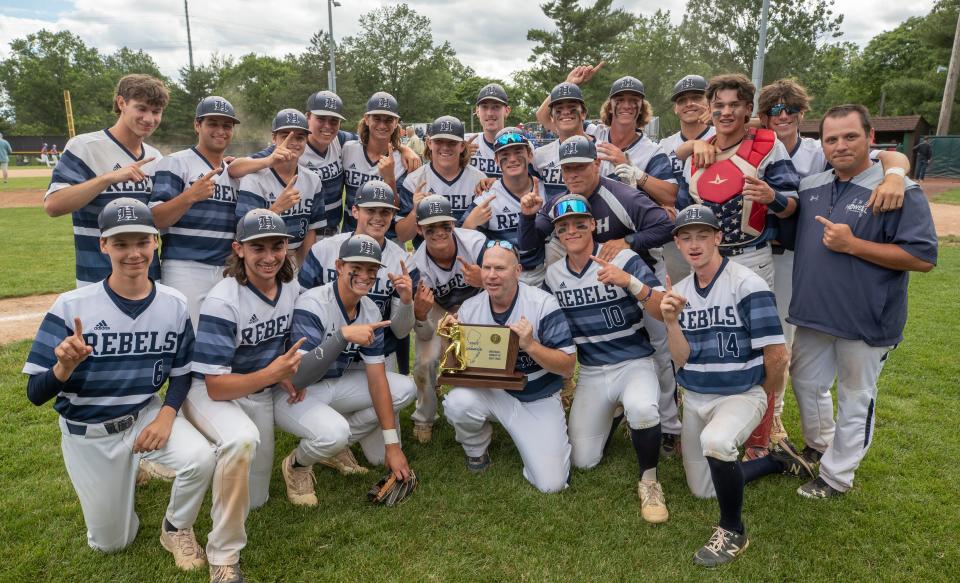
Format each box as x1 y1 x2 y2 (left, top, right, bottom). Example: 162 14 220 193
789 105 937 499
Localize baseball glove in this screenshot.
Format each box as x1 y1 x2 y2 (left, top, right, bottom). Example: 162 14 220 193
367 470 418 507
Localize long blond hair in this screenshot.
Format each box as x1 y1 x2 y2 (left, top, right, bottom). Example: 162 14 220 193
357 116 403 150
600 97 653 131
424 138 470 168
222 244 296 285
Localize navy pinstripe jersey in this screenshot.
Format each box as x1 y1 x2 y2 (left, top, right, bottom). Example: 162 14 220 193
236 167 325 249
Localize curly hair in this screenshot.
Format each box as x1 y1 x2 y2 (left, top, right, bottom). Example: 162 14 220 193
222 243 296 285
113 74 169 114
599 97 653 131
357 115 403 150
424 138 470 168
706 74 755 122
758 79 811 116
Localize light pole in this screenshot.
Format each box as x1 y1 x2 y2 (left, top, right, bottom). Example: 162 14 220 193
750 0 771 112
327 0 341 93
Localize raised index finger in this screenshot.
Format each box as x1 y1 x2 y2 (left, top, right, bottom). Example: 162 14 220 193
202 167 221 181
280 131 293 147
664 274 673 292
286 337 307 355
814 215 834 227
593 60 606 72
135 156 156 167
466 134 478 144
370 320 392 330
73 317 84 339
401 261 409 276
589 254 610 267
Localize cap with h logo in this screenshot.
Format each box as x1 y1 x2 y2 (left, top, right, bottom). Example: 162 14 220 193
558 135 597 165
365 91 400 118
307 91 346 120
428 116 465 142
236 209 293 242
609 76 645 98
338 234 385 266
355 180 399 210
476 83 509 106
416 195 456 225
272 109 310 133
196 96 240 123
550 82 585 106
672 204 721 235
99 197 159 238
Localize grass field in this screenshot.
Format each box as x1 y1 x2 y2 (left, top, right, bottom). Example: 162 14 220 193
0 207 74 298
932 188 960 205
0 244 957 581
0 176 51 191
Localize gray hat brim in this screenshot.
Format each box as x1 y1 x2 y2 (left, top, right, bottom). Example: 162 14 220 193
671 88 706 102
356 201 400 211
476 96 508 106
551 97 586 106
100 225 159 238
365 110 400 118
560 155 596 165
309 109 346 120
197 112 241 124
339 255 386 267
610 88 645 98
239 232 294 243
429 133 464 142
273 126 310 134
671 220 720 235
417 214 456 226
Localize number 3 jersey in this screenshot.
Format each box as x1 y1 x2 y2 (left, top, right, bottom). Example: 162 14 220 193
23 281 194 423
236 167 325 249
543 244 662 367
672 258 783 395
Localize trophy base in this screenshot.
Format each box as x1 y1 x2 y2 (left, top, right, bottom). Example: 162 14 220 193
437 371 526 391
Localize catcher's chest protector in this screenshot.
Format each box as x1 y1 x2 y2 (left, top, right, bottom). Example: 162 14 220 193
689 128 775 246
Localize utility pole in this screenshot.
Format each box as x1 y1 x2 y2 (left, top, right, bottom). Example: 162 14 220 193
327 0 340 93
184 0 195 72
63 90 76 139
750 0 771 112
937 9 960 135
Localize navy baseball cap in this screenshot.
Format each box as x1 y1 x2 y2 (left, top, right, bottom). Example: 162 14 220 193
355 180 399 210
558 135 597 165
196 96 240 123
366 91 400 118
550 82 585 106
99 198 159 238
493 127 533 153
671 75 708 101
236 209 293 242
609 76 645 98
672 204 721 235
307 91 346 120
416 195 456 226
428 116 465 142
339 234 385 266
549 194 592 223
476 83 509 106
272 109 310 133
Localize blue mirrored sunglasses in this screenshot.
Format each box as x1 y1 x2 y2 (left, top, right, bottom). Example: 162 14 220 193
553 199 590 218
485 239 515 250
494 132 528 149
767 103 802 117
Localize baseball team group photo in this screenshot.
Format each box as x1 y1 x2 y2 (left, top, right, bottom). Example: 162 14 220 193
1 0 959 581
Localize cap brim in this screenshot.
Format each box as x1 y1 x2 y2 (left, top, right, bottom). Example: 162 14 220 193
339 255 386 267
357 201 400 210
551 97 585 105
365 110 400 118
671 89 706 102
560 156 596 165
477 97 508 106
197 113 241 123
672 221 720 235
417 215 456 226
429 133 464 142
239 232 294 243
273 126 310 134
551 211 592 223
310 109 346 120
610 89 645 98
100 225 159 238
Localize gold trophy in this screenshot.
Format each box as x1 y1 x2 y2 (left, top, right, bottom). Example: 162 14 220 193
436 319 526 390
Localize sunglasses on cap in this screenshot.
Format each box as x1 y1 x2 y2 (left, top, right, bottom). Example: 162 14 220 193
552 199 590 219
494 132 528 149
766 103 802 117
485 239 519 257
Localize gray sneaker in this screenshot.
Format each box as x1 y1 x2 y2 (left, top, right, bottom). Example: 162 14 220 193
466 452 491 472
209 563 244 583
693 526 749 567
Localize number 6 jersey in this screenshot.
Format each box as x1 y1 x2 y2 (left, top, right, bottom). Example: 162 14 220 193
672 258 783 395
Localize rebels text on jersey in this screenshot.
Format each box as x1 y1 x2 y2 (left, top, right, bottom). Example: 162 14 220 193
340 141 407 233
236 168 325 249
150 147 240 265
461 178 545 272
47 129 163 284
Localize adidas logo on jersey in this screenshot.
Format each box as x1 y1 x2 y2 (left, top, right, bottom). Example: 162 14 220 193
558 282 566 289
249 314 259 324
349 163 358 169
113 163 122 171
93 320 110 331
502 206 511 212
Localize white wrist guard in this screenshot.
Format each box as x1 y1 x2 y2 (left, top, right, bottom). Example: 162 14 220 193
382 428 400 445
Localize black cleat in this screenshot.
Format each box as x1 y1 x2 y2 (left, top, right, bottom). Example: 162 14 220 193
466 452 491 473
693 526 749 567
798 477 844 499
661 433 680 458
802 446 823 465
769 438 815 480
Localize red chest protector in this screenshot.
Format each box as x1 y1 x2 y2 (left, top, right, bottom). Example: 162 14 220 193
689 128 776 244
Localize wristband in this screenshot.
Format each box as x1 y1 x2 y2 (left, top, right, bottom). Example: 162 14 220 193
884 167 906 178
768 191 789 213
638 284 654 305
638 171 649 189
627 276 644 296
382 428 400 445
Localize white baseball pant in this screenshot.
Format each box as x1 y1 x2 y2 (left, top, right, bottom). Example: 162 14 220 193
160 260 226 331
791 326 892 492
771 249 796 417
274 368 416 465
680 386 767 499
444 388 571 493
59 395 215 553
569 357 660 469
182 380 273 566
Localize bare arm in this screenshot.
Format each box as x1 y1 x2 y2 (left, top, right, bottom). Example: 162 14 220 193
761 343 788 395
206 339 304 400
816 215 935 272
365 362 411 480
527 342 577 378
226 156 273 179
45 158 154 217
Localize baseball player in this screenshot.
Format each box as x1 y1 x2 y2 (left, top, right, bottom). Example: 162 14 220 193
50 144 60 165
45 74 167 287
789 105 937 498
0 132 11 183
286 234 416 484
40 142 50 167
183 209 311 583
150 96 241 327
754 80 912 446
394 115 487 243
443 241 577 493
543 194 671 522
409 195 487 443
461 127 548 285
235 109 325 266
465 83 511 179
23 198 214 571
661 205 813 567
532 82 594 198
341 92 409 234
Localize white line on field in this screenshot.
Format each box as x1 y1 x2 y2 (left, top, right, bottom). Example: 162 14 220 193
0 311 45 323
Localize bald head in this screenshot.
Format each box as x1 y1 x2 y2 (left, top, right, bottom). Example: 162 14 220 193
481 244 521 305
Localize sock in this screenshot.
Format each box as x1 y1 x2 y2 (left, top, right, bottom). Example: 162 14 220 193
292 454 306 468
164 518 178 533
631 424 662 480
706 456 745 534
742 455 782 484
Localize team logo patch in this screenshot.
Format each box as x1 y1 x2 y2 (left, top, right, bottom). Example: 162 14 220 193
116 206 138 222
258 215 276 230
358 240 377 256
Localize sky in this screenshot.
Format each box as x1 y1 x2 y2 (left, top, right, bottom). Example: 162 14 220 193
0 0 937 82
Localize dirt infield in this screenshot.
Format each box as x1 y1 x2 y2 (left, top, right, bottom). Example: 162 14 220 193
6 168 53 178
0 190 45 208
0 294 57 345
